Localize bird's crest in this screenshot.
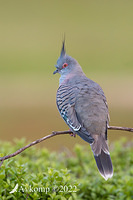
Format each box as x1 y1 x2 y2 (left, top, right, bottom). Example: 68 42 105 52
60 38 66 58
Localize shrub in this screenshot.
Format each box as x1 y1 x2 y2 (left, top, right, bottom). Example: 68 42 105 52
0 138 133 199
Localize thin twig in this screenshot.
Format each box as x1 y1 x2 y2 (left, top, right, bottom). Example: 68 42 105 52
0 131 70 162
108 125 133 132
0 126 133 166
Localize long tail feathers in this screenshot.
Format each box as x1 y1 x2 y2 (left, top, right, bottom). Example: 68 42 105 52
94 150 113 180
76 128 113 180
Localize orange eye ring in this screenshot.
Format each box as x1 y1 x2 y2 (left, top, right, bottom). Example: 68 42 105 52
62 63 68 68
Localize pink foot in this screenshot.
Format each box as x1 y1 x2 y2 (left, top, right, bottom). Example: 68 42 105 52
69 129 76 137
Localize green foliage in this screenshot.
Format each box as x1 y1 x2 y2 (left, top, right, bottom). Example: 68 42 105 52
0 138 133 199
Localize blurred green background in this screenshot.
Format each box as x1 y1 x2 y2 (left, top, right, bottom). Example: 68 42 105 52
0 0 133 151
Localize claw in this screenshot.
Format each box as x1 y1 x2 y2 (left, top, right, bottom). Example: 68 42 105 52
69 130 76 137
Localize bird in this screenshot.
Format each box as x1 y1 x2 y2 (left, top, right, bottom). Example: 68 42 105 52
53 40 113 180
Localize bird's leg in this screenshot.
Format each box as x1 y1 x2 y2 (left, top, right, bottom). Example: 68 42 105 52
69 129 76 137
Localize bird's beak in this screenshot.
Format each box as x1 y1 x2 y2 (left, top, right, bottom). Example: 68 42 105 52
53 65 60 75
53 68 59 75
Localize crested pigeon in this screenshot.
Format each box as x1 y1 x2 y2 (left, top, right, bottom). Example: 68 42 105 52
53 41 113 180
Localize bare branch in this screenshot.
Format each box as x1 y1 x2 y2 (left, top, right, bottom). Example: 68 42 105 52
0 125 133 166
108 125 133 132
0 131 69 163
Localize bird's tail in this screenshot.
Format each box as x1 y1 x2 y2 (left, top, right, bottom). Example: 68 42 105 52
94 150 113 180
91 135 113 180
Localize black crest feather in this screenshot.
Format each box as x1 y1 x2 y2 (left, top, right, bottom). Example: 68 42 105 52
60 37 66 57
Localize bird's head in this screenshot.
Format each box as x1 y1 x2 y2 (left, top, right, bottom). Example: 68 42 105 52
53 40 82 76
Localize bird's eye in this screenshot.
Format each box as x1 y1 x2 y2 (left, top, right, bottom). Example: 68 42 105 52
62 63 68 68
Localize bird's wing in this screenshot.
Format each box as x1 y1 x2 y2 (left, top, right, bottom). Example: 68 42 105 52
56 84 81 131
95 83 110 123
56 84 94 144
